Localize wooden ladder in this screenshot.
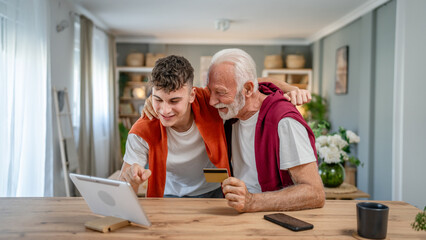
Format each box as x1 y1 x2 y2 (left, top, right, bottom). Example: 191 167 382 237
52 87 80 197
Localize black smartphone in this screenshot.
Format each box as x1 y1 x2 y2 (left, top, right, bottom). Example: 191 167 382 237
264 213 314 231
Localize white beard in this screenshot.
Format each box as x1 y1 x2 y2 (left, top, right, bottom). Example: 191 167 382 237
214 90 245 120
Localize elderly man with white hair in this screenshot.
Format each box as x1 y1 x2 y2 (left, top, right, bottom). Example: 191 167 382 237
207 48 325 212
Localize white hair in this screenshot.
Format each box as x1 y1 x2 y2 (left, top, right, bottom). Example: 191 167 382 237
207 48 258 92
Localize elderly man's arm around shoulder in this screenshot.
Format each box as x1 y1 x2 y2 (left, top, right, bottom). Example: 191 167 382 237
222 162 325 212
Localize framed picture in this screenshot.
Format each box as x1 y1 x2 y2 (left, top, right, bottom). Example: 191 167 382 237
335 46 349 94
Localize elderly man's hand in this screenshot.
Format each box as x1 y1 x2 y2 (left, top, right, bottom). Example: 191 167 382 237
222 177 254 212
141 95 158 120
284 88 312 106
119 163 151 193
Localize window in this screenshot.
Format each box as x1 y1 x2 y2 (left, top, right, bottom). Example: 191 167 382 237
72 15 80 142
91 27 111 176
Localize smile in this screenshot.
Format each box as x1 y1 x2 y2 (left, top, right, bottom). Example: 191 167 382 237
218 107 227 112
160 114 175 120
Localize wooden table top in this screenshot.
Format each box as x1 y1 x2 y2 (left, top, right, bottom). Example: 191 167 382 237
0 198 424 239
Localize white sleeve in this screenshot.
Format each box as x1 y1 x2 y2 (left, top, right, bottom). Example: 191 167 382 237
123 133 149 167
278 118 316 170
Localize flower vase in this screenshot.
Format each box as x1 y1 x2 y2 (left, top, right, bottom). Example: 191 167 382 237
318 162 345 188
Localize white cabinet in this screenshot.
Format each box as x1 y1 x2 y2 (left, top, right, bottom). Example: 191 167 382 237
261 68 312 92
116 67 153 128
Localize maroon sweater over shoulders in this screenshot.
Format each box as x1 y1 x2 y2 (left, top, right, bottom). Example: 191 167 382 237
255 82 317 192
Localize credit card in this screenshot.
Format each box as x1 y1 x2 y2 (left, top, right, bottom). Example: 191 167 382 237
203 168 229 183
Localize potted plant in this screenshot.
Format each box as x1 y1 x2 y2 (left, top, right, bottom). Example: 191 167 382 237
315 127 361 187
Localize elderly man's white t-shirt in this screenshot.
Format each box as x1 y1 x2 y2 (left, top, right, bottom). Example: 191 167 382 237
124 121 220 197
231 111 316 193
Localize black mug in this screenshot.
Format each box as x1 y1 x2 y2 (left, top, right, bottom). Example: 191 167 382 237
356 202 389 239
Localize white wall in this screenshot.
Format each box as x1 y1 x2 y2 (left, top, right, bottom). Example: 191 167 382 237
393 0 426 209
49 0 78 196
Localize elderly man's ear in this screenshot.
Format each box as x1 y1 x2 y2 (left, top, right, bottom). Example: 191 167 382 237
243 82 255 97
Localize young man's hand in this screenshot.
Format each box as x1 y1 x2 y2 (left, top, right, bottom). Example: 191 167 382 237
141 95 158 120
222 177 254 212
257 77 312 106
119 163 151 193
284 88 312 106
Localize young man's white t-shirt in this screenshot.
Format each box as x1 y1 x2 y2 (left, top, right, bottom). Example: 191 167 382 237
231 111 316 193
124 121 220 197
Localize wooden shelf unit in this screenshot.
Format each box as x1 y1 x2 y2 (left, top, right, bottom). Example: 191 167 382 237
261 68 312 92
116 67 153 129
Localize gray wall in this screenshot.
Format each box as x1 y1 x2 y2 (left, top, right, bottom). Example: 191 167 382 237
373 1 396 201
312 0 397 200
116 43 149 67
395 0 426 209
116 43 311 87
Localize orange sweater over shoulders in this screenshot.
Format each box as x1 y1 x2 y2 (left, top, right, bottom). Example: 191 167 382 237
129 87 230 197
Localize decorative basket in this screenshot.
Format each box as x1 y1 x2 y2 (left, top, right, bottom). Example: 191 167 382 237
129 73 143 82
286 54 305 69
146 53 166 67
126 53 144 67
264 55 283 69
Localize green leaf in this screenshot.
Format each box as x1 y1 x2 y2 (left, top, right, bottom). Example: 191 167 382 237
119 122 130 156
411 207 426 231
348 156 361 167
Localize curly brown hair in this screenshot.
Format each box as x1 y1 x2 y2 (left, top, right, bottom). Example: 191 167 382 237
150 55 194 93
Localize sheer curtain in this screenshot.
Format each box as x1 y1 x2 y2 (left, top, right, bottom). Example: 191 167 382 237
0 0 50 197
78 15 119 178
72 15 81 143
92 27 111 177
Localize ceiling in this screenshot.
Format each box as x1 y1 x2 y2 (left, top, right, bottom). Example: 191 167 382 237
72 0 388 45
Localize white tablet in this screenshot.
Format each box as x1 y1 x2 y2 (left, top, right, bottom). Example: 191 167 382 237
69 173 151 226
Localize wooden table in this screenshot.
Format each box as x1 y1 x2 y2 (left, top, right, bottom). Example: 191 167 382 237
0 198 424 239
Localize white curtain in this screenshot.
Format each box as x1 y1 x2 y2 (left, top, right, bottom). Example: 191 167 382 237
0 0 50 197
92 27 111 177
72 15 81 143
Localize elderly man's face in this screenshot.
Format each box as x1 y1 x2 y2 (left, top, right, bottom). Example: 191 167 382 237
207 62 245 120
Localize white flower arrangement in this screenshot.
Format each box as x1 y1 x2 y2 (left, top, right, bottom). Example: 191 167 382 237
315 127 361 166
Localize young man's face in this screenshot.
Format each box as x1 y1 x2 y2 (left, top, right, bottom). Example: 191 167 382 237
152 84 195 130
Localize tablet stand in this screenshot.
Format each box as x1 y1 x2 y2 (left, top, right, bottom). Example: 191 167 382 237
85 216 130 233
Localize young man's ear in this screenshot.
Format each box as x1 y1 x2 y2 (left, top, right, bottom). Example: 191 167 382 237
189 87 196 103
243 82 254 97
